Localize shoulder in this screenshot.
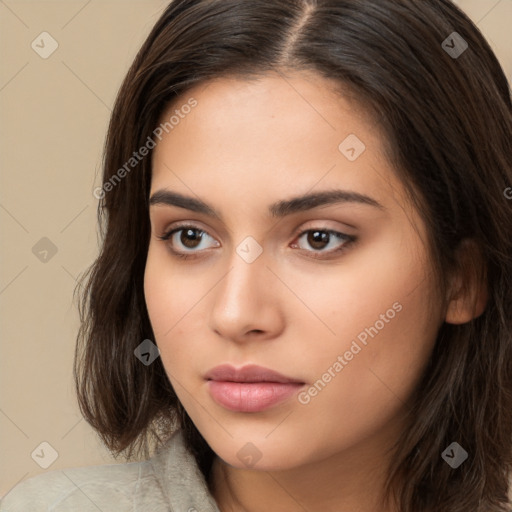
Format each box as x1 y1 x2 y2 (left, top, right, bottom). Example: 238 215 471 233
0 458 168 512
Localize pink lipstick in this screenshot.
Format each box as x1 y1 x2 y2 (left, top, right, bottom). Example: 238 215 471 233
205 364 305 413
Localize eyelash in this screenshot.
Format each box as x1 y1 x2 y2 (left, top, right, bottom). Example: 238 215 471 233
156 223 356 261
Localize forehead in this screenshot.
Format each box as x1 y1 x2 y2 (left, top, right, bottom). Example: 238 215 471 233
150 71 403 214
154 70 382 153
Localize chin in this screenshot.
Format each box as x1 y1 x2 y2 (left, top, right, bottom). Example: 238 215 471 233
205 432 314 472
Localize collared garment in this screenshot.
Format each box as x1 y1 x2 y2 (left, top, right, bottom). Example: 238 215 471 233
0 429 221 512
3 431 512 510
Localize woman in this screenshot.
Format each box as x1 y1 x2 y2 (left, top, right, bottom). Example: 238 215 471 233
2 0 511 511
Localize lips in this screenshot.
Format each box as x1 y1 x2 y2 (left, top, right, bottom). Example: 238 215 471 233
205 364 305 412
204 364 304 384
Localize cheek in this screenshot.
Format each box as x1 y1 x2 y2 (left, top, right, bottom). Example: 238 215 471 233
294 227 437 381
289 230 435 352
296 285 438 456
143 245 209 366
144 246 179 345
287 257 439 461
144 249 171 338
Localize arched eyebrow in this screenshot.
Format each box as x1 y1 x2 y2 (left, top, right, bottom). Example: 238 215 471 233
149 188 385 221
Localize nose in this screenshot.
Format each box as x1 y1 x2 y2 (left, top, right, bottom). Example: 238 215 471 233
208 244 284 343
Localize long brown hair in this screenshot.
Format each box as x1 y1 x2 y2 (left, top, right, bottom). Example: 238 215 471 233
74 1 512 510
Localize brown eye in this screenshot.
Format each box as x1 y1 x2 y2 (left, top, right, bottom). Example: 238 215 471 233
157 223 219 258
292 228 355 258
179 228 203 249
306 230 330 250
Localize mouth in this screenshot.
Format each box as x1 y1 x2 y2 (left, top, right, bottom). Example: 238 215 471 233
205 364 305 412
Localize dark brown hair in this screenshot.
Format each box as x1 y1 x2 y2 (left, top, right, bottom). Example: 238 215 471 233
74 1 512 510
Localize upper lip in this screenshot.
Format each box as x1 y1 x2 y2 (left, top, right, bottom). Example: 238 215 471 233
205 364 304 384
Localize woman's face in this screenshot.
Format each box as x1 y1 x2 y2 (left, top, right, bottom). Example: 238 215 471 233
144 70 443 471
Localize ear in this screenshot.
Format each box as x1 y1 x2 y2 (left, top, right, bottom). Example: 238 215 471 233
444 238 488 325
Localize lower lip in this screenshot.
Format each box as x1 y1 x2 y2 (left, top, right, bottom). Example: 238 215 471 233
207 380 304 412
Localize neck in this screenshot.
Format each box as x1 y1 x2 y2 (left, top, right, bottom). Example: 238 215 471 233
208 423 403 512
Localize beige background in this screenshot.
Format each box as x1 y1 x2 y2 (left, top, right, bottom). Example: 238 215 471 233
1 0 511 497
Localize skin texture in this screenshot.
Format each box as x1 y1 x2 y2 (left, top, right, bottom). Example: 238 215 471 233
144 70 483 512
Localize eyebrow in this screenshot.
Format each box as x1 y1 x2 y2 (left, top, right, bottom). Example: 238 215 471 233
148 188 385 220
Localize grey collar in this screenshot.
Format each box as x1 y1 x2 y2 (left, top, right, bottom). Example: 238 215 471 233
150 429 221 512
